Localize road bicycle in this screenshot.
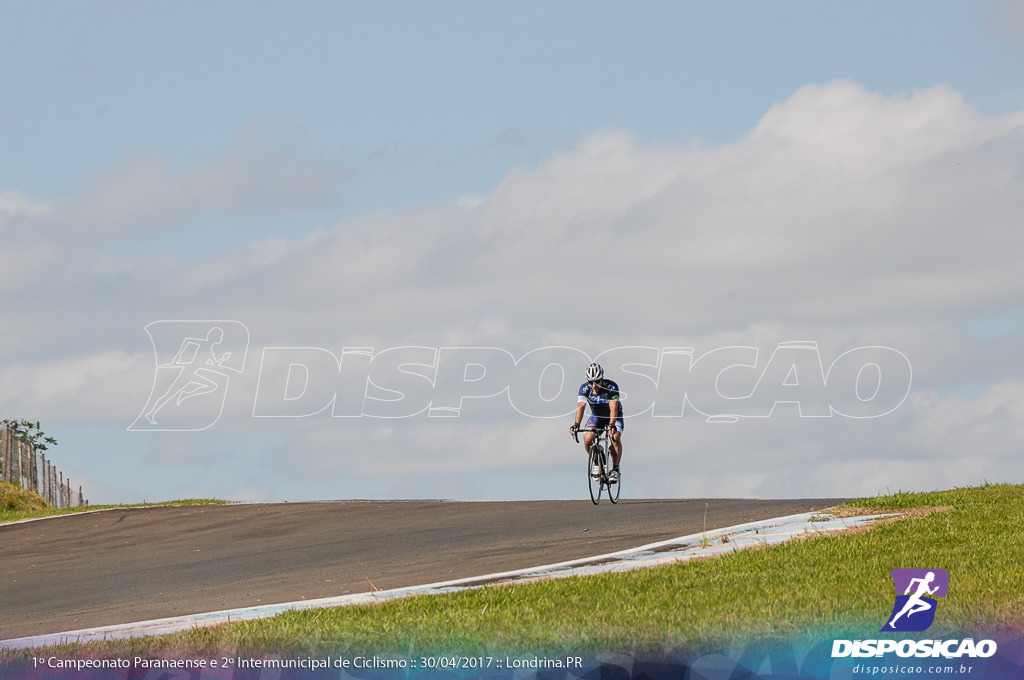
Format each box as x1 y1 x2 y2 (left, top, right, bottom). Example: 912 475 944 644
573 425 620 505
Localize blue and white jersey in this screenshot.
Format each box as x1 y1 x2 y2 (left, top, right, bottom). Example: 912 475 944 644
578 379 623 419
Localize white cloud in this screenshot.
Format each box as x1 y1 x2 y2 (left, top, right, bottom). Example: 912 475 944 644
4 81 1024 502
0 123 345 308
0 190 54 219
268 80 1023 342
0 351 150 422
52 123 345 240
10 81 1024 347
0 191 60 294
902 379 1024 459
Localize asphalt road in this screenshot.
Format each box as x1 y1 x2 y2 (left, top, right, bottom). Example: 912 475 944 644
0 498 846 640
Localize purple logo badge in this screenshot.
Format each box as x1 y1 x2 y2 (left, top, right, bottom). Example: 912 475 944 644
881 568 949 632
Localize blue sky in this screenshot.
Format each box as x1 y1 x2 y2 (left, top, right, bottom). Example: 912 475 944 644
6 2 1021 216
2 2 1023 503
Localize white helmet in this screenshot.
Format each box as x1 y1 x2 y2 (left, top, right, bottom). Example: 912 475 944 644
585 363 604 382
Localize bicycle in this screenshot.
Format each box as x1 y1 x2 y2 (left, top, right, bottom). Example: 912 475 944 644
573 426 620 505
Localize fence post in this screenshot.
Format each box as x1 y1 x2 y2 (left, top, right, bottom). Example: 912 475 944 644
0 423 82 506
1 424 7 483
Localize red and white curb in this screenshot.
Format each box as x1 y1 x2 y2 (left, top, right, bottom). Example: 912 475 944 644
0 510 894 650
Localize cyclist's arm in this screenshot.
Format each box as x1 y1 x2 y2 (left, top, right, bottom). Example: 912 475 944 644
573 401 586 427
608 398 619 422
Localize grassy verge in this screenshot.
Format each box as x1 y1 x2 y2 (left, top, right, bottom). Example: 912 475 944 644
4 484 1022 659
0 481 229 524
0 481 49 515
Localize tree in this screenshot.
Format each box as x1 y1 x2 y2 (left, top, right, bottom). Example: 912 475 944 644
2 418 58 451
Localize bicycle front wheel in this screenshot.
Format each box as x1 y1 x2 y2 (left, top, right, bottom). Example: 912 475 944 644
588 447 603 505
608 464 620 504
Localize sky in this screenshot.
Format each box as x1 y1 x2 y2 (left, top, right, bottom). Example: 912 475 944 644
1 1 1023 504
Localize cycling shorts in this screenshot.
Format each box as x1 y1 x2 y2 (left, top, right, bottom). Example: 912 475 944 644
585 414 624 434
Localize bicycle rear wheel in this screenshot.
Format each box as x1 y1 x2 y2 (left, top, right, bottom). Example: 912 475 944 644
588 446 603 505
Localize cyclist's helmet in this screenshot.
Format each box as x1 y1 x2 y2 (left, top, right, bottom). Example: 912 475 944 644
586 363 604 382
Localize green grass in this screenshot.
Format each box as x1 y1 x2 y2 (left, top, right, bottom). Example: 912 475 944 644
0 481 50 515
4 483 1022 660
0 481 229 524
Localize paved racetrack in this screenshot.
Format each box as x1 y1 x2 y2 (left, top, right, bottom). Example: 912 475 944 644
0 498 846 640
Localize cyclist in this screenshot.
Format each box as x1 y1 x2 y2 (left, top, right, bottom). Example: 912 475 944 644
569 363 624 483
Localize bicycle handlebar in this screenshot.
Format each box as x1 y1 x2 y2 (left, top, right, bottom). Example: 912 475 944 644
572 425 611 444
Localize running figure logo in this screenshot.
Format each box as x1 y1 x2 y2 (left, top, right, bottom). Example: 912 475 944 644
881 568 950 632
129 321 249 431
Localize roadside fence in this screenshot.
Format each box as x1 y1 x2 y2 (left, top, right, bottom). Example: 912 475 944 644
0 423 87 508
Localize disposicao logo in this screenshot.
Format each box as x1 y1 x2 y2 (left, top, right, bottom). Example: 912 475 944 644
882 568 949 632
832 568 998 660
129 320 250 431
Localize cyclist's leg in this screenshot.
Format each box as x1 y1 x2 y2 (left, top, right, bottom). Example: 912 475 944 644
582 415 600 451
583 416 601 476
609 416 624 468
